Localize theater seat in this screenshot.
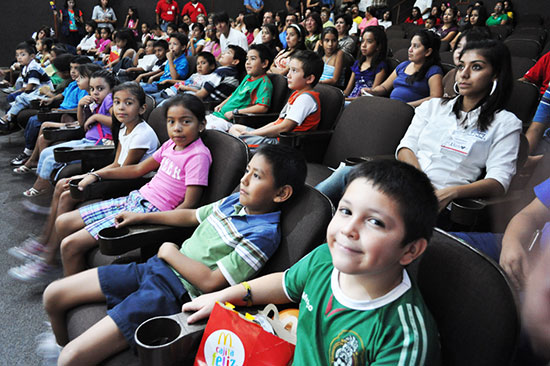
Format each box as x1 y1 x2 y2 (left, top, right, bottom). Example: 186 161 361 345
407 228 520 366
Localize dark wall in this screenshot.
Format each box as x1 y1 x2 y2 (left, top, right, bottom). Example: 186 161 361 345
1 0 548 66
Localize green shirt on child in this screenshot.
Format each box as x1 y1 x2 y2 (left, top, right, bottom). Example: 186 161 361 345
284 244 441 365
213 74 273 121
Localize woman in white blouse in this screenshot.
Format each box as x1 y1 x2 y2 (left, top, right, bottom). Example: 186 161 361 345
317 38 521 211
92 0 117 32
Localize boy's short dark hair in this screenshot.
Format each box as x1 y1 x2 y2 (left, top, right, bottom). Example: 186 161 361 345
71 55 92 65
166 22 177 31
249 44 275 70
52 53 73 73
254 144 307 197
151 23 161 31
169 33 189 48
227 45 247 75
347 160 438 244
16 42 36 55
290 50 324 87
77 63 102 78
197 51 216 67
153 39 169 50
213 11 230 25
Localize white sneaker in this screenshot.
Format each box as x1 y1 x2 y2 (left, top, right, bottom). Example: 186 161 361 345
36 328 62 366
8 259 60 283
7 237 45 262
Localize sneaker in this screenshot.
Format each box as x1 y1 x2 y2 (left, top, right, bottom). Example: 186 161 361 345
1 86 15 93
8 259 60 283
36 328 62 366
10 152 30 166
7 237 45 262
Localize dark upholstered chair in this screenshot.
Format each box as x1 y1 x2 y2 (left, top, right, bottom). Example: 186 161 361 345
504 38 541 60
511 56 536 80
288 96 414 185
507 80 540 129
407 228 520 366
65 185 333 366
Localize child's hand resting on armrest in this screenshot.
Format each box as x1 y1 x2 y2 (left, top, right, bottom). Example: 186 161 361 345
114 211 147 228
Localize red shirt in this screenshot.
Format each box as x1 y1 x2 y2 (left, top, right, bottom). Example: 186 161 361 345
523 51 550 95
181 1 207 23
156 0 180 22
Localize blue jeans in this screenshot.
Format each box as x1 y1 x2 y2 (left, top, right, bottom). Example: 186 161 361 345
449 232 503 262
315 165 353 206
140 82 160 94
24 115 42 150
36 138 97 180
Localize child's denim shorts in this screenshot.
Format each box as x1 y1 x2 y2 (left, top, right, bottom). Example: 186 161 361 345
98 255 190 348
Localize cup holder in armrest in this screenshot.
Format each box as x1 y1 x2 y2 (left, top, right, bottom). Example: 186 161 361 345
135 312 206 366
98 224 190 256
450 198 486 227
43 126 84 141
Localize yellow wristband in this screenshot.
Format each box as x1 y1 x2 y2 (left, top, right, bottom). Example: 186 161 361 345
241 281 252 307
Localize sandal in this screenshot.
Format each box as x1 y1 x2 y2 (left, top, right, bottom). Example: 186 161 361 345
23 187 45 197
13 165 33 174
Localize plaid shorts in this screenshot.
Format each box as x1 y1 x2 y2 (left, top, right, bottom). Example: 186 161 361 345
79 190 159 239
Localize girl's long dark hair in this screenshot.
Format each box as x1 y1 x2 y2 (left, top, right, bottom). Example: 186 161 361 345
443 39 512 132
316 26 339 58
110 82 146 148
406 29 442 84
359 26 388 74
115 28 138 55
285 24 306 55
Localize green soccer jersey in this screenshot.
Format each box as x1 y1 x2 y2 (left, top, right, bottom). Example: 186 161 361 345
212 74 273 121
284 244 441 366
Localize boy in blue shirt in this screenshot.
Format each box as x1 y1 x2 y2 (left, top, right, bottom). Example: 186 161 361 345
42 144 307 365
10 56 91 167
184 159 442 365
140 32 189 102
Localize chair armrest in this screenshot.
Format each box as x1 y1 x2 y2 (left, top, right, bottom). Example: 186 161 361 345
449 191 523 230
278 130 334 163
38 110 76 122
69 177 151 201
232 113 279 128
54 145 115 171
98 225 194 256
203 100 221 112
42 126 84 141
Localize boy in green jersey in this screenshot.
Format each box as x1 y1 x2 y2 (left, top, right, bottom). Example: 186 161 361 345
184 159 441 365
206 44 274 132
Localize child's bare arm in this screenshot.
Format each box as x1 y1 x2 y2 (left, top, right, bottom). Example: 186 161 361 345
114 207 199 228
175 185 204 210
239 118 296 137
158 243 228 293
194 87 209 100
77 156 160 189
182 272 288 323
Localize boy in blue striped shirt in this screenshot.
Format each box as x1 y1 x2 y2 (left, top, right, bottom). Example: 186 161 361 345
42 144 306 365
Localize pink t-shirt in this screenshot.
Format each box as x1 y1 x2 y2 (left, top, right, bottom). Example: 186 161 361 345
139 138 212 211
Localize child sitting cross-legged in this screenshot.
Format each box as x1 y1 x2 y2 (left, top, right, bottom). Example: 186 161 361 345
183 159 441 365
42 144 307 365
229 50 323 149
205 44 274 132
54 94 212 276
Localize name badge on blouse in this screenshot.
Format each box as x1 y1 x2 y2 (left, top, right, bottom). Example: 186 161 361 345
167 11 173 15
440 130 476 157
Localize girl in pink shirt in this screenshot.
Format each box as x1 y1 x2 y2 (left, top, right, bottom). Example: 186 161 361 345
55 94 212 275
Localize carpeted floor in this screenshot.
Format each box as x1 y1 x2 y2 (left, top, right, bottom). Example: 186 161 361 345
0 128 57 365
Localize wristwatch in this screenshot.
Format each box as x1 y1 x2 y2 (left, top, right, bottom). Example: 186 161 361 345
233 108 239 115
